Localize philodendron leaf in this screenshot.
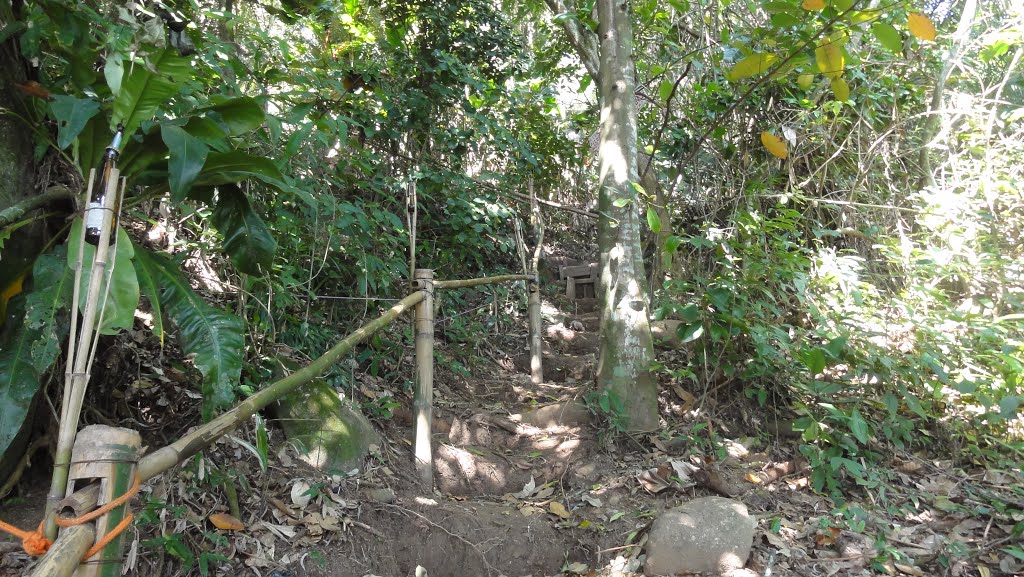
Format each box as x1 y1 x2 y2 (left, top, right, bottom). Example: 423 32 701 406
68 220 140 335
212 185 277 274
112 49 191 137
50 96 101 150
0 246 73 459
202 97 266 136
75 115 110 179
143 251 244 419
195 151 285 190
161 124 209 202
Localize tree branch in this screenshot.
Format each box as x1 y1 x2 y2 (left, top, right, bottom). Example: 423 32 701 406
543 0 601 80
0 185 77 229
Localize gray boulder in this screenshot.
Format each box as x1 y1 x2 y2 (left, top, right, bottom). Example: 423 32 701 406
644 497 756 576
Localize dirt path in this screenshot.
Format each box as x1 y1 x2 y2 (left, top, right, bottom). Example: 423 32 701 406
3 293 1020 577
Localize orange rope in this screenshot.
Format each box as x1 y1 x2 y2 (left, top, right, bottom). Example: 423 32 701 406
0 473 140 559
0 520 51 556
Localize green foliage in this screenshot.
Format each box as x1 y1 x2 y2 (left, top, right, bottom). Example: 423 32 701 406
68 221 140 335
0 246 73 458
132 248 244 419
211 185 277 275
584 388 629 436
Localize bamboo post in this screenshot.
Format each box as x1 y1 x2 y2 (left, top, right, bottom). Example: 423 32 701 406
528 274 543 385
49 170 122 539
30 525 95 577
412 269 435 489
67 425 140 577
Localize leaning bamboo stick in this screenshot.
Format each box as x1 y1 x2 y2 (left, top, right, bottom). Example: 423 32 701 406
434 274 533 290
60 272 533 505
29 525 94 577
135 291 425 480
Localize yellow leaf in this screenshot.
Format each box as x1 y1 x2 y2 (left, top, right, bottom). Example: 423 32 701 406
209 512 245 531
802 0 825 10
728 54 779 81
797 73 814 90
549 501 572 519
908 12 936 41
815 34 845 79
831 77 850 101
761 131 788 159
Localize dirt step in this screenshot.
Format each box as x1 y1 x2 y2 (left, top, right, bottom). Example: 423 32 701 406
317 500 583 577
512 351 595 383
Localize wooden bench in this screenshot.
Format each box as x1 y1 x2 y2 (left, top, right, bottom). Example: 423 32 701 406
559 263 597 299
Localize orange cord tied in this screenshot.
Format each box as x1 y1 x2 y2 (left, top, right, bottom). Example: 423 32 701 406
0 521 52 556
0 473 141 559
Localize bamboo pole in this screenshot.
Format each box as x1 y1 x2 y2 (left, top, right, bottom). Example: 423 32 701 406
528 278 543 385
434 274 533 290
67 426 140 577
136 291 425 481
58 272 534 506
30 525 94 577
528 179 544 385
412 269 435 489
48 169 121 539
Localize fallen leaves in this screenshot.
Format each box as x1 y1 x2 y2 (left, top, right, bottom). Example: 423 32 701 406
209 512 244 531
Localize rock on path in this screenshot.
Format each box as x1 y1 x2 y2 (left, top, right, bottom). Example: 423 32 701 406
644 496 757 576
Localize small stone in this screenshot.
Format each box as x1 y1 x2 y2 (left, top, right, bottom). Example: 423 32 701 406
644 497 756 576
362 488 396 503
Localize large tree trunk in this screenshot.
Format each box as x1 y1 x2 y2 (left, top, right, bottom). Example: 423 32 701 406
594 0 658 431
0 31 43 481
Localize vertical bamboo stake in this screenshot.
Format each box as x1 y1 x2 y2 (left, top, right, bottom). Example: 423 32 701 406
528 276 543 385
48 169 121 539
67 425 140 577
528 178 544 385
406 178 417 278
412 269 435 489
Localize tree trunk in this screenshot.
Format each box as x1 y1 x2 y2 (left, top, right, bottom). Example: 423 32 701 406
917 0 978 188
594 0 658 431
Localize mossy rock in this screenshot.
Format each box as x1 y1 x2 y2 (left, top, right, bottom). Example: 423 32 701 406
273 378 380 474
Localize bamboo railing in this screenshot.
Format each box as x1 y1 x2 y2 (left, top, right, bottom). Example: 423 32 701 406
34 269 543 576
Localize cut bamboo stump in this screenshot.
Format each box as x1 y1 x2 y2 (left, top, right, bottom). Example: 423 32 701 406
67 425 140 577
412 269 435 489
528 275 543 385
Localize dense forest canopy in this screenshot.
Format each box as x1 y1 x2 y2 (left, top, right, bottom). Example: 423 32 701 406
1 0 1023 574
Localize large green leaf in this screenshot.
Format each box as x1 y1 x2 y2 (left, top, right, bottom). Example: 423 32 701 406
194 151 285 189
119 128 169 182
50 95 101 150
143 251 244 419
130 240 166 347
68 220 140 335
203 97 266 136
112 50 191 137
161 124 209 202
75 115 110 179
212 185 277 274
0 246 73 459
871 22 903 54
